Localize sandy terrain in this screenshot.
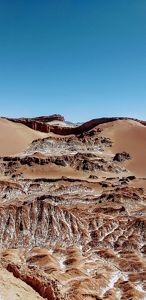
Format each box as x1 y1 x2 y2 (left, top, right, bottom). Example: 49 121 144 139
100 119 146 176
0 267 43 300
17 164 87 179
0 119 47 156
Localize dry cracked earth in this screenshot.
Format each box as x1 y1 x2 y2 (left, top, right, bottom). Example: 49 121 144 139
0 115 145 300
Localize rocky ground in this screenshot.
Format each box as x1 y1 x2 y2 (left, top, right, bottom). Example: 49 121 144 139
0 115 145 300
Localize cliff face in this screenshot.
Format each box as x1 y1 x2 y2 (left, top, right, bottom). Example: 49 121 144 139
0 116 146 300
8 114 65 124
7 115 146 135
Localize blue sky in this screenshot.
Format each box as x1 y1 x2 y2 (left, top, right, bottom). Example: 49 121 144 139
0 0 146 122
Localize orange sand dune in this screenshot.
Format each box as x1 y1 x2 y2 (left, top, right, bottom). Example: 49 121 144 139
0 118 47 156
101 119 146 177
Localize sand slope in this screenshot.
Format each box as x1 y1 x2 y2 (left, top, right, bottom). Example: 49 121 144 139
101 119 146 176
0 267 43 300
0 119 47 156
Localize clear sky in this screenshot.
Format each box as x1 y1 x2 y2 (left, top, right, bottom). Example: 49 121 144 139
0 0 146 122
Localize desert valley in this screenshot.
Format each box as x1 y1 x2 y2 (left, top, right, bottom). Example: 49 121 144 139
0 115 145 300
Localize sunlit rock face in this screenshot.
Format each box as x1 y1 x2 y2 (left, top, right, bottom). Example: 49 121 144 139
0 116 146 300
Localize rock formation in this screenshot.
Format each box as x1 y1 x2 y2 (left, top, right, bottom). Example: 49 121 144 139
7 115 146 135
113 152 131 162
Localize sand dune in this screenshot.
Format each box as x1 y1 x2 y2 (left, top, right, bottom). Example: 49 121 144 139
101 119 146 176
0 118 47 156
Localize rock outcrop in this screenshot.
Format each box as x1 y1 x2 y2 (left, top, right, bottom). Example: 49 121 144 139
113 152 131 162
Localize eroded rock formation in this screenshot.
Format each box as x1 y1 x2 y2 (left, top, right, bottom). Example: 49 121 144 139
0 116 145 300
